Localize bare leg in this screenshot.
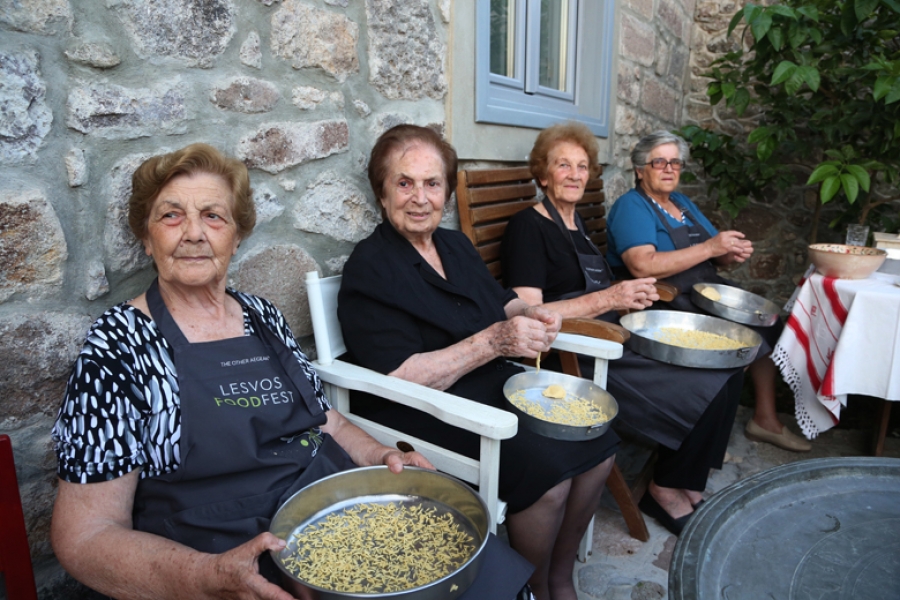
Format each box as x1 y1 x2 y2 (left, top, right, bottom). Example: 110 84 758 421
506 480 571 600
547 456 615 600
647 480 693 519
749 356 781 432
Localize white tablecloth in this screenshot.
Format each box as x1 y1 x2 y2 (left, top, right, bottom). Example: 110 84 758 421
773 270 900 438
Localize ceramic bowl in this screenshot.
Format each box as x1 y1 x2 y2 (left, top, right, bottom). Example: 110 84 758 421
808 244 886 279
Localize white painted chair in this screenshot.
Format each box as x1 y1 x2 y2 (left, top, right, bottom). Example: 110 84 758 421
305 271 623 559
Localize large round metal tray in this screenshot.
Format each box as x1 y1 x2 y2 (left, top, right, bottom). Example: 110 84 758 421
502 371 618 441
670 457 900 600
619 310 761 369
270 466 489 599
691 283 780 327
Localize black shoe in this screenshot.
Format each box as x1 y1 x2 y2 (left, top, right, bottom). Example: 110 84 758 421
692 498 706 510
638 492 692 536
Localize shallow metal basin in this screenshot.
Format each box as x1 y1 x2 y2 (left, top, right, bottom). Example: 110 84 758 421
269 466 489 599
691 283 780 327
619 310 761 369
502 370 618 441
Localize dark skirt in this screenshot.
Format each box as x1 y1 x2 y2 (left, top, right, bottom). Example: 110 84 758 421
351 359 619 514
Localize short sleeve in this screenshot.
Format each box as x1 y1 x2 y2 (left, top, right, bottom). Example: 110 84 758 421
502 209 551 290
52 307 172 483
607 191 663 267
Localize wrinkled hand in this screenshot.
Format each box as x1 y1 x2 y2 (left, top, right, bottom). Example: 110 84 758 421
708 231 753 262
490 315 555 359
200 533 296 600
381 449 435 473
522 305 562 338
603 278 659 311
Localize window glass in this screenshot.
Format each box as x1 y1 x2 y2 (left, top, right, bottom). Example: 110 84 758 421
490 0 516 78
538 0 568 91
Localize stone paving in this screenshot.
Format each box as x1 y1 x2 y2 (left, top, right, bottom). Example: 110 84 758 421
571 405 900 599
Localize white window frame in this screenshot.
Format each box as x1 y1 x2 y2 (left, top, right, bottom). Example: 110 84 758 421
475 0 615 137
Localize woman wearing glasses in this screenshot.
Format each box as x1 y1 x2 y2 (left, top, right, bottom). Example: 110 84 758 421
606 130 809 454
501 123 746 535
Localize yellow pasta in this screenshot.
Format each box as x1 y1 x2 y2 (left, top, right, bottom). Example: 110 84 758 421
542 384 566 399
509 389 610 426
700 286 721 301
654 327 747 350
280 502 475 593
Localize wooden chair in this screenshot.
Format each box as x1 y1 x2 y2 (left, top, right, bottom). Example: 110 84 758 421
0 434 39 600
305 271 624 560
456 166 651 546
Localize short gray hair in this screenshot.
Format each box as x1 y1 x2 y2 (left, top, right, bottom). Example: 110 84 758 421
631 130 690 185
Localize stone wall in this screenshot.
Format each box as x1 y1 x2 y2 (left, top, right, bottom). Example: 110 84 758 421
0 1 448 596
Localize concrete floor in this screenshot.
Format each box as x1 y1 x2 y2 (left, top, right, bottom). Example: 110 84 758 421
571 405 900 599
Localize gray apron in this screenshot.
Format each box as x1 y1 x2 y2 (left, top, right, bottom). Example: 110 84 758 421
133 279 356 556
132 279 532 598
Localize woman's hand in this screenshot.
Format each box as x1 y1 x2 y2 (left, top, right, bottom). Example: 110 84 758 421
380 449 435 473
707 231 753 264
199 533 297 600
489 314 556 359
601 278 659 311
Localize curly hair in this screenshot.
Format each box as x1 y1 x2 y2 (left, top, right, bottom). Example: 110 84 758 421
128 143 255 243
529 122 601 192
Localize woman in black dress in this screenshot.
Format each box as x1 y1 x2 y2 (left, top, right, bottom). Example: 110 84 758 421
502 122 745 536
339 125 618 600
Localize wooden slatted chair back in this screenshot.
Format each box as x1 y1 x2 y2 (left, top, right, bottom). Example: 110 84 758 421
455 166 606 281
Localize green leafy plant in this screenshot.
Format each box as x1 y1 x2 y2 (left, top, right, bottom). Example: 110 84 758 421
681 0 900 240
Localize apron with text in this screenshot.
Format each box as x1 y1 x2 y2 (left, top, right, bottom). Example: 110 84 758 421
133 278 356 555
132 280 532 598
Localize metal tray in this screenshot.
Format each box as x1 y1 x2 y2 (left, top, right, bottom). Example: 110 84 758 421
670 457 900 600
619 310 761 369
270 466 488 599
691 283 780 327
502 371 618 441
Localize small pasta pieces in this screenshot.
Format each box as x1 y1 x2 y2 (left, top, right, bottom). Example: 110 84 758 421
280 501 476 593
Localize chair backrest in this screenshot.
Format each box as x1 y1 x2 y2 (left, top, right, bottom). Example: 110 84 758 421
0 434 39 600
456 165 607 281
305 271 346 365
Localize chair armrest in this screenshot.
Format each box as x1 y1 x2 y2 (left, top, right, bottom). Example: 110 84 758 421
313 360 519 440
560 318 630 344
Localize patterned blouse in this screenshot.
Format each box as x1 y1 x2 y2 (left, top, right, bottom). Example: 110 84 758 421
52 291 330 484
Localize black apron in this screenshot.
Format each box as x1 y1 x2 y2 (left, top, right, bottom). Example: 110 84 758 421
636 187 728 312
542 198 617 324
637 188 782 351
541 199 741 450
132 280 532 598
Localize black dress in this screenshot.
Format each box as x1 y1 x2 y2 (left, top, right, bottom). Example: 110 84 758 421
502 207 743 490
338 221 619 513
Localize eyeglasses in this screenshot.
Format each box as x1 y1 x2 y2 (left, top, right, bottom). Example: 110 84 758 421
644 158 685 171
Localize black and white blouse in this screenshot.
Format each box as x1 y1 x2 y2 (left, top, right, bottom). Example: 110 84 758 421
52 291 330 484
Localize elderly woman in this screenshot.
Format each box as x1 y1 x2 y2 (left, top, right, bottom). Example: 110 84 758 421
49 143 448 600
338 124 618 600
501 122 746 535
605 130 809 454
